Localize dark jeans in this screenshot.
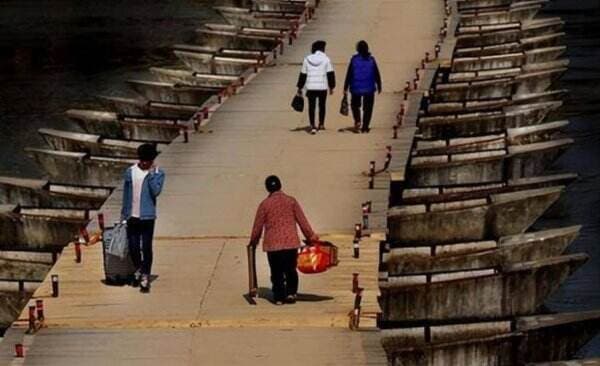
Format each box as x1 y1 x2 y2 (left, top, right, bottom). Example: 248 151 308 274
127 218 155 275
267 249 298 302
351 93 375 131
306 90 328 127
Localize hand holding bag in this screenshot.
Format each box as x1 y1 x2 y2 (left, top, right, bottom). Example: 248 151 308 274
291 91 304 112
340 93 349 116
297 240 339 274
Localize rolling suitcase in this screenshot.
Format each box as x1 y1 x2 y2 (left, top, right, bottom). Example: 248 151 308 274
102 225 136 285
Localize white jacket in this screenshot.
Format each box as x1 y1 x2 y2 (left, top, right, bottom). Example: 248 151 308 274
301 51 334 91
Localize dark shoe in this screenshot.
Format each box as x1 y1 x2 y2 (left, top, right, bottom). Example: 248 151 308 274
361 128 370 133
285 294 297 304
318 124 325 130
310 128 317 135
140 274 150 293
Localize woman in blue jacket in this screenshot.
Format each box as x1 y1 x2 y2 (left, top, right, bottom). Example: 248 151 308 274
121 143 165 293
343 40 382 133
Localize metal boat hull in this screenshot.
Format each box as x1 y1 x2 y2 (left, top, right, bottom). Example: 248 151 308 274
25 148 135 187
388 187 563 244
378 254 587 323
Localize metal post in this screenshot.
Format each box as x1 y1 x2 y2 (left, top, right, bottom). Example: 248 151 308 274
36 299 44 322
97 213 105 231
369 161 375 189
51 274 59 297
74 242 82 263
351 288 363 330
182 128 189 143
352 238 360 259
27 305 36 333
362 204 369 230
352 273 359 293
393 124 398 139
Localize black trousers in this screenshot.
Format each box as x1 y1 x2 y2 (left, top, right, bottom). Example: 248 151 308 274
127 218 155 275
306 90 328 127
351 93 375 131
267 249 299 301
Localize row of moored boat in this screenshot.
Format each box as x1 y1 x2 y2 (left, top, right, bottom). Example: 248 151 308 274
377 0 599 365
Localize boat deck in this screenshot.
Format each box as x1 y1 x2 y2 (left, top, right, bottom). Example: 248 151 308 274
0 0 442 364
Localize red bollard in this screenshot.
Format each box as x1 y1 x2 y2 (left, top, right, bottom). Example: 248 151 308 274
28 305 35 329
15 344 24 358
74 242 82 263
97 213 105 231
352 273 359 293
425 52 430 62
393 124 398 139
415 68 420 80
355 223 363 240
435 44 441 59
202 107 209 119
36 299 44 322
352 237 360 259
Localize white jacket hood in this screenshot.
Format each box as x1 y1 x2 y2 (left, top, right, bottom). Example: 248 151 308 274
306 51 328 67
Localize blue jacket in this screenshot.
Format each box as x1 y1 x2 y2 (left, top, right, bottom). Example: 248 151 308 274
344 54 382 95
121 166 166 221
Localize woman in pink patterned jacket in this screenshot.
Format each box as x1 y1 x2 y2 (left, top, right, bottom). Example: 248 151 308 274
249 175 319 305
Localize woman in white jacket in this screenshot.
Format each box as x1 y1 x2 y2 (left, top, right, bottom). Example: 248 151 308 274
296 40 336 134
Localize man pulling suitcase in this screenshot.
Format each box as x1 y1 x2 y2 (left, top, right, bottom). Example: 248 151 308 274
120 143 165 293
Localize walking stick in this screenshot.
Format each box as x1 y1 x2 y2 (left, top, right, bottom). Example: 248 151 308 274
246 244 258 305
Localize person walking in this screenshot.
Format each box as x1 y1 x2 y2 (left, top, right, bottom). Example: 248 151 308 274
249 175 319 305
297 40 336 135
120 143 165 293
343 40 382 133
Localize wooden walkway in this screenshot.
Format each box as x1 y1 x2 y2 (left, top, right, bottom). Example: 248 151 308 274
0 0 443 364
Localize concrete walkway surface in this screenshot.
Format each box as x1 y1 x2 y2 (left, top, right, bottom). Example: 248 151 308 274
0 0 442 364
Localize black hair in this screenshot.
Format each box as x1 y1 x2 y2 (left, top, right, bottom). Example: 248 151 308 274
311 40 326 53
137 143 158 161
265 175 282 193
356 40 370 58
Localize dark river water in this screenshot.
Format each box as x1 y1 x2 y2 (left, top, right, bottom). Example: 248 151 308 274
532 0 600 357
0 0 220 177
0 0 599 357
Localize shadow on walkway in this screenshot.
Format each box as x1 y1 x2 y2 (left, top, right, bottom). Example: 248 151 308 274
253 287 334 304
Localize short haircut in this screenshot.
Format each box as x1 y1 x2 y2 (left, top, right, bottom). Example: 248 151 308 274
137 143 158 161
311 40 326 53
356 40 369 57
265 175 282 193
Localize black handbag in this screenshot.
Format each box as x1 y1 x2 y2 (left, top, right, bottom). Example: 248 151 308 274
291 93 304 112
340 93 349 116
